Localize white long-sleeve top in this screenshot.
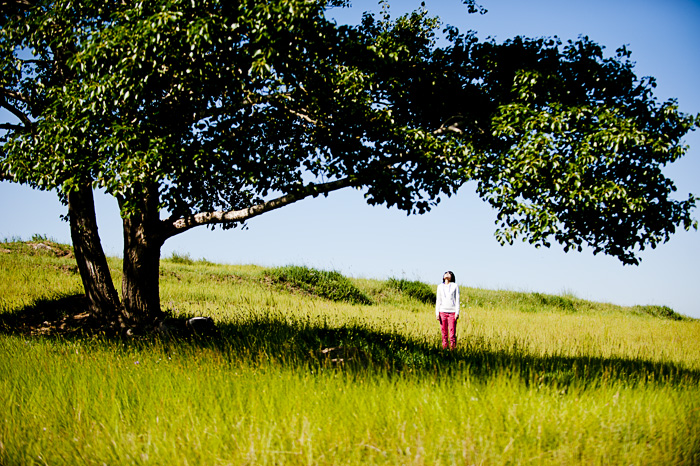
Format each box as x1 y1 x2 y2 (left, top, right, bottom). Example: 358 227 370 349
435 282 460 318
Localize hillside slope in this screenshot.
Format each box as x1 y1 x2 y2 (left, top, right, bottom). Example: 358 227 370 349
2 239 699 465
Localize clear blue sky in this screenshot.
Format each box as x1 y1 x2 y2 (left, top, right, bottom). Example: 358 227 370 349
1 0 699 317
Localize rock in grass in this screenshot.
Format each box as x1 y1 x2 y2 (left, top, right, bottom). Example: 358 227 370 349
186 316 218 337
155 316 218 339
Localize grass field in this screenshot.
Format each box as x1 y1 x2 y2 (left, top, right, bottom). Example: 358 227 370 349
1 238 699 465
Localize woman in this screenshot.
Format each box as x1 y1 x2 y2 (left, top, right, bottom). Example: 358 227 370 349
436 270 460 349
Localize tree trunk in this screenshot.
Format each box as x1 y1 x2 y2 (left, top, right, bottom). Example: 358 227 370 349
120 184 165 325
67 185 122 319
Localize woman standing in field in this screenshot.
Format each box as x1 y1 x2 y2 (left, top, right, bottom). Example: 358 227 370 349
436 271 460 349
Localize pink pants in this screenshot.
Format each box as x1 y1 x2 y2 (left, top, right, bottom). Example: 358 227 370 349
439 312 457 349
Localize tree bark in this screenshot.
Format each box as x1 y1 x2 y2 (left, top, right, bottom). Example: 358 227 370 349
120 184 165 325
67 185 122 319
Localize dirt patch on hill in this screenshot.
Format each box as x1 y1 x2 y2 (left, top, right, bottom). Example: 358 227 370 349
1 239 74 259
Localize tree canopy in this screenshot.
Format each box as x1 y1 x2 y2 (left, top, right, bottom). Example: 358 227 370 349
1 0 696 323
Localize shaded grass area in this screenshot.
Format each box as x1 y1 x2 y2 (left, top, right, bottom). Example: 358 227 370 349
0 294 129 337
0 294 93 336
1 295 697 391
212 315 700 390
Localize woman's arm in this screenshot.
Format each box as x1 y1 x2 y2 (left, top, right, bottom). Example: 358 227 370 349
455 285 460 318
435 284 442 318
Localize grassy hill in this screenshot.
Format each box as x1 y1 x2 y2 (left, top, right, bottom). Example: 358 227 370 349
1 238 699 465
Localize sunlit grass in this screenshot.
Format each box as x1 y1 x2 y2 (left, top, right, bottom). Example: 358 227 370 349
1 239 699 465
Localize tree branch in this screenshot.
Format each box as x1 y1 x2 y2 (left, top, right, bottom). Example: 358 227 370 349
162 177 356 239
241 90 321 127
433 115 465 135
0 94 32 127
0 0 36 8
0 123 25 130
1 89 28 102
287 107 319 126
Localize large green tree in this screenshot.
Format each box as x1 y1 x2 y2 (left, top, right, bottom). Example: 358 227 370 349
1 0 696 327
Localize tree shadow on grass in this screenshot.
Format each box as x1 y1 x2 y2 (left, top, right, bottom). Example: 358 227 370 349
2 294 698 389
211 318 700 389
0 294 104 337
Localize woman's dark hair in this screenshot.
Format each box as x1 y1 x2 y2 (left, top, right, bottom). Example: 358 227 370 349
443 271 456 283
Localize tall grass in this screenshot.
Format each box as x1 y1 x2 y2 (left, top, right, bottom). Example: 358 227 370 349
387 277 436 305
1 240 699 465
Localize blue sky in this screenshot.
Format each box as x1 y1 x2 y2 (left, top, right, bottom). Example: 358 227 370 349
1 0 699 317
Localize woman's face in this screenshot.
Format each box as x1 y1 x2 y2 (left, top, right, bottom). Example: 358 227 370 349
443 273 451 283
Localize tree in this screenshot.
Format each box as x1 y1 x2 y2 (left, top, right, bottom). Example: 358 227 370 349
2 0 697 327
1 1 125 321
